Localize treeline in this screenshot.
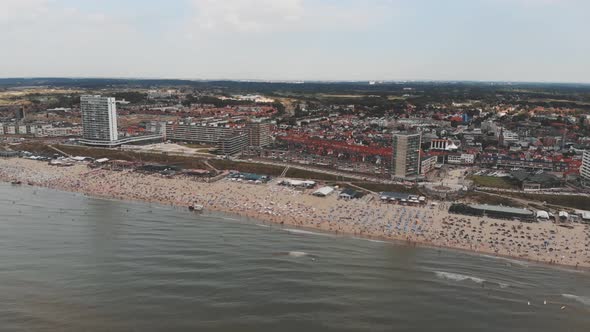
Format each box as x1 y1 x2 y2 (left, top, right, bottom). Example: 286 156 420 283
2 78 590 108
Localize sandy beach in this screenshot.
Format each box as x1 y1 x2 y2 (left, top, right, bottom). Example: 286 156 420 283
1 158 589 268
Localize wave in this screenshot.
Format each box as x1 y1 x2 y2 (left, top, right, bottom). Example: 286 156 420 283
221 217 242 222
272 251 316 258
255 224 271 228
288 251 310 258
479 254 529 267
283 229 332 237
434 271 485 284
562 294 590 306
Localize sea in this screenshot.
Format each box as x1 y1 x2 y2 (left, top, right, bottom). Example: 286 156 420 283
0 183 589 331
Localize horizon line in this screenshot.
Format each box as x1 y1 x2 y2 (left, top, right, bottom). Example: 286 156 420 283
2 76 590 86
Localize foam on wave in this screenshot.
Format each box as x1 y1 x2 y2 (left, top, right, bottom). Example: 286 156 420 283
434 271 486 284
562 294 590 306
288 251 310 258
284 229 332 237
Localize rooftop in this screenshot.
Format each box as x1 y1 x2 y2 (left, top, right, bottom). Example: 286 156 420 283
469 204 534 216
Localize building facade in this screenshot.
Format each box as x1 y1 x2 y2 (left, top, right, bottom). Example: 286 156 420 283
41 126 83 137
165 122 248 156
430 139 457 151
165 122 237 145
392 133 421 179
581 151 590 187
247 121 271 147
219 133 249 156
80 95 118 142
420 155 437 175
447 153 475 165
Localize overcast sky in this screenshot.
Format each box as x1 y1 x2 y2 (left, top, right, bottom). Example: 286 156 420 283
1 0 589 82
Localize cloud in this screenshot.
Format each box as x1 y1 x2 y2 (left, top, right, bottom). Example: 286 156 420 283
0 0 50 23
189 0 304 32
187 0 389 35
489 0 576 5
0 0 150 77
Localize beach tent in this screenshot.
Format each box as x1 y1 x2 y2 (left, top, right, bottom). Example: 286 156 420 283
72 156 92 162
313 187 334 197
285 179 316 188
536 210 550 220
302 180 317 188
288 180 305 187
559 211 569 221
574 210 590 222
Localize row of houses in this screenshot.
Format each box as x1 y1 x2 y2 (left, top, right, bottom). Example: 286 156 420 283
0 122 82 137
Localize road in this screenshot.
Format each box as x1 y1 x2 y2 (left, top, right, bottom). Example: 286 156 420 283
234 157 394 183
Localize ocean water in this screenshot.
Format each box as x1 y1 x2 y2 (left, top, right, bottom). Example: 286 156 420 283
0 183 589 331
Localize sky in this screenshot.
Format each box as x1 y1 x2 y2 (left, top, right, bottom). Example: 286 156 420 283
1 0 589 82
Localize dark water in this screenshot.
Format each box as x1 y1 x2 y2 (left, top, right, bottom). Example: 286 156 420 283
0 183 589 332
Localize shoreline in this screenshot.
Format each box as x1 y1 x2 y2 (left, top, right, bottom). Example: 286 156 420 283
5 181 588 273
1 158 589 270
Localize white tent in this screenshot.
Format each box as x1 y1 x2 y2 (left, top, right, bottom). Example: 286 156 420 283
71 156 92 162
285 179 316 188
288 180 305 187
574 210 590 221
536 210 550 219
313 186 334 197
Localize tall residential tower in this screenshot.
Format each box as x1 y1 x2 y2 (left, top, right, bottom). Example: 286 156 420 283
80 95 118 143
392 132 421 179
246 121 271 147
581 150 590 187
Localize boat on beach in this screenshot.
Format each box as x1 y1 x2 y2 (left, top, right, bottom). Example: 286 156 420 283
11 181 22 185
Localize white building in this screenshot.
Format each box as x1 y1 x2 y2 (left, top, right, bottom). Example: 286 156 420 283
420 155 437 175
148 90 174 99
499 129 519 147
447 154 475 165
41 126 82 137
430 139 458 151
80 95 118 143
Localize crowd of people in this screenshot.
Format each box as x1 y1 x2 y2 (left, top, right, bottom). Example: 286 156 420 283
1 157 589 268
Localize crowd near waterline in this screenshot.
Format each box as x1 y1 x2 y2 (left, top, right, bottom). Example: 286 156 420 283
1 158 589 268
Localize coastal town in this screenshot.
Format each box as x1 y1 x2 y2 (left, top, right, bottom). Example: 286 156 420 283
4 0 590 330
1 79 590 268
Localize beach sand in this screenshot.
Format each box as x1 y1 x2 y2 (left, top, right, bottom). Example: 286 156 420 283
1 158 589 268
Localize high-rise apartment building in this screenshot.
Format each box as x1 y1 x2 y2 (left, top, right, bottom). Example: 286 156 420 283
16 106 26 120
392 132 421 179
581 151 590 187
165 121 248 156
165 122 237 145
247 121 271 147
80 95 118 142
